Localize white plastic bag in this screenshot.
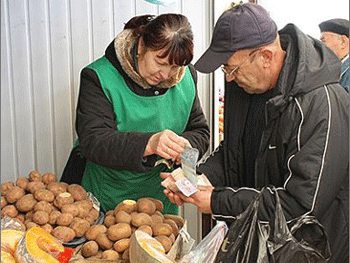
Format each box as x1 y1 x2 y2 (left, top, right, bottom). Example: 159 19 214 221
179 221 228 263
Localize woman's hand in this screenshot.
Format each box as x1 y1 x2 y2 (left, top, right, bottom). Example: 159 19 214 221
144 129 191 163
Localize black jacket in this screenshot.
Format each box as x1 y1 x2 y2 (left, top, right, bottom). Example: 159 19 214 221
198 24 349 262
76 41 210 173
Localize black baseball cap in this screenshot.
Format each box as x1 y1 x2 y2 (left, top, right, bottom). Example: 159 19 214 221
319 18 349 38
195 3 278 73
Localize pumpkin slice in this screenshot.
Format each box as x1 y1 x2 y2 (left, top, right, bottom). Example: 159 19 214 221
22 226 64 263
1 229 24 253
1 249 17 263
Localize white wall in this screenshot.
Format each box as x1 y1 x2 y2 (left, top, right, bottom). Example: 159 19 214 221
1 0 212 182
1 0 213 243
259 0 349 39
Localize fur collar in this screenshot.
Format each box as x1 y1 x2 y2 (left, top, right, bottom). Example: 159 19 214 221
114 29 186 89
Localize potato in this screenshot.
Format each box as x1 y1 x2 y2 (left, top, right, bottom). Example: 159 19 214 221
106 210 114 217
34 201 54 214
81 240 99 258
52 226 76 243
49 210 61 225
34 189 55 202
85 224 107 241
42 223 53 233
84 215 95 225
138 225 153 236
75 200 93 218
25 221 38 229
15 213 26 223
164 219 179 237
107 223 132 241
154 210 164 219
153 199 164 213
152 223 173 236
1 205 18 217
28 170 42 181
1 181 14 196
95 233 113 250
56 213 74 226
61 182 69 188
146 198 164 212
47 182 67 196
53 192 74 208
122 249 129 260
1 196 8 208
115 211 131 224
32 210 49 225
104 215 116 227
42 172 57 184
69 217 90 237
26 181 45 193
101 250 120 260
131 212 152 227
155 235 173 252
114 199 137 215
26 210 35 220
15 194 37 212
113 238 130 253
169 233 176 244
5 186 25 204
131 226 137 235
89 251 103 260
16 177 29 189
137 198 156 215
67 184 88 201
89 208 100 221
130 211 138 218
61 203 79 217
164 214 185 229
151 214 164 225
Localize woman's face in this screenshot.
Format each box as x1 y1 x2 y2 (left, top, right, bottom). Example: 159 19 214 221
137 40 181 86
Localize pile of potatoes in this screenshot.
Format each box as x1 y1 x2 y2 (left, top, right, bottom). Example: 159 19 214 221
80 197 185 261
0 170 100 244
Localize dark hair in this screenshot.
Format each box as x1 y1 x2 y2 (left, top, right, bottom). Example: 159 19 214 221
124 14 193 66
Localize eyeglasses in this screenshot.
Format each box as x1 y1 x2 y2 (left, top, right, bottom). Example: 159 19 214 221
221 48 260 76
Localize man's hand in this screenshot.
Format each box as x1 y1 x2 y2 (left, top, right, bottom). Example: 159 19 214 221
160 172 214 214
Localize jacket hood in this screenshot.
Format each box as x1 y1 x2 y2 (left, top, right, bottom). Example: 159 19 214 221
278 24 341 97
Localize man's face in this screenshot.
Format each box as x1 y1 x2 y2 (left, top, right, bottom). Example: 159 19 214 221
320 32 344 59
222 49 272 94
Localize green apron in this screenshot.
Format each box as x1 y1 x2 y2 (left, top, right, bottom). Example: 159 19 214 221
81 56 195 213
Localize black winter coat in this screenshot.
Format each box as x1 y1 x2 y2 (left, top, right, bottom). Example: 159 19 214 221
198 24 349 262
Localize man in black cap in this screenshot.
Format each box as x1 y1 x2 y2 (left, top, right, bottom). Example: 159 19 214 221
319 18 349 91
162 3 348 262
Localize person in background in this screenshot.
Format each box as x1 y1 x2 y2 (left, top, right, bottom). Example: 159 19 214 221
69 13 210 214
319 18 349 91
162 3 348 262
